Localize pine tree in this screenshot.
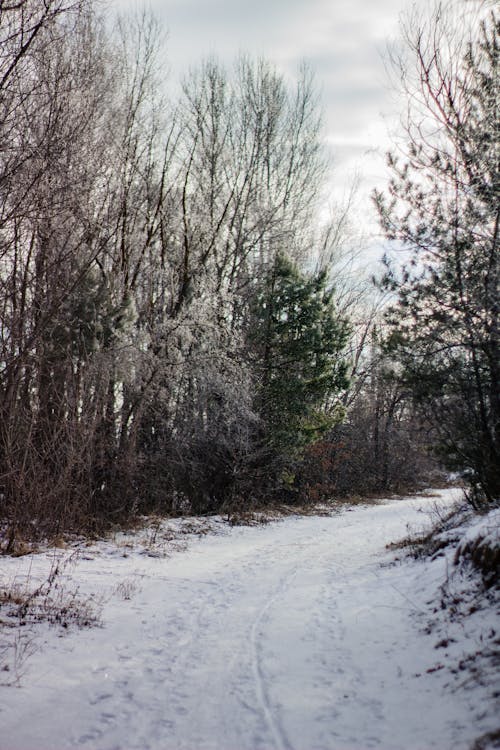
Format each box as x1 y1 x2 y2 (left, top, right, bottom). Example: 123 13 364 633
374 8 499 505
251 254 349 457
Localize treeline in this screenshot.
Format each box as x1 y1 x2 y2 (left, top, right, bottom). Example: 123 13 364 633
3 1 495 544
374 4 499 508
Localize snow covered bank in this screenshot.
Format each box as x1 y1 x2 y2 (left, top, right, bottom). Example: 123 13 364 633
454 508 500 587
0 488 498 750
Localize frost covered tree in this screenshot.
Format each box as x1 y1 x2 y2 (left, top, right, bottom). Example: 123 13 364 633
374 5 499 505
0 2 350 537
0 2 121 536
0 5 174 534
132 58 329 514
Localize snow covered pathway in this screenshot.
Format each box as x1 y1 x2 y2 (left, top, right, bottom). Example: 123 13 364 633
1 489 496 750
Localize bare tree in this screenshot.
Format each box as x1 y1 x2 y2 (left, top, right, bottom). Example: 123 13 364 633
132 57 330 513
0 4 341 535
0 3 133 536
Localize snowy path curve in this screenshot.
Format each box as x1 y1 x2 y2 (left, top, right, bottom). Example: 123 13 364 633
0 489 491 750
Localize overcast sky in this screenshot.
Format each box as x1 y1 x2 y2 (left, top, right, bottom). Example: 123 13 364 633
111 0 429 248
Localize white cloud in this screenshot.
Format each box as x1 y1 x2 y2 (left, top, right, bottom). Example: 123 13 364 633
110 0 427 243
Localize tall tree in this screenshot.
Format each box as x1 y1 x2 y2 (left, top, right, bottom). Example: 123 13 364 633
132 58 328 513
374 5 499 505
251 254 350 458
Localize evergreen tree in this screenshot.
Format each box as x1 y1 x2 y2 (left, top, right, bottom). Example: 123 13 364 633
374 8 499 505
252 254 349 457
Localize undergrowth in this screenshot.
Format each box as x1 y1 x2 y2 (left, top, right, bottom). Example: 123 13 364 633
0 552 103 685
386 500 471 559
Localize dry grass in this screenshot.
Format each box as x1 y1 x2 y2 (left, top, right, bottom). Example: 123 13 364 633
386 500 470 559
0 553 103 629
0 552 103 685
455 530 500 589
113 577 141 601
0 628 38 687
225 495 381 526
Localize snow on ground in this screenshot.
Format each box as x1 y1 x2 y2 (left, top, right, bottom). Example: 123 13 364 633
0 488 498 750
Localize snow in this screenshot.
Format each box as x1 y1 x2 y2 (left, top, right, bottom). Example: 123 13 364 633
0 488 498 750
456 507 500 552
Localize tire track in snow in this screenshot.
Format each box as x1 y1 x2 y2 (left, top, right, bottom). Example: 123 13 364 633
250 564 299 750
3 489 480 750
